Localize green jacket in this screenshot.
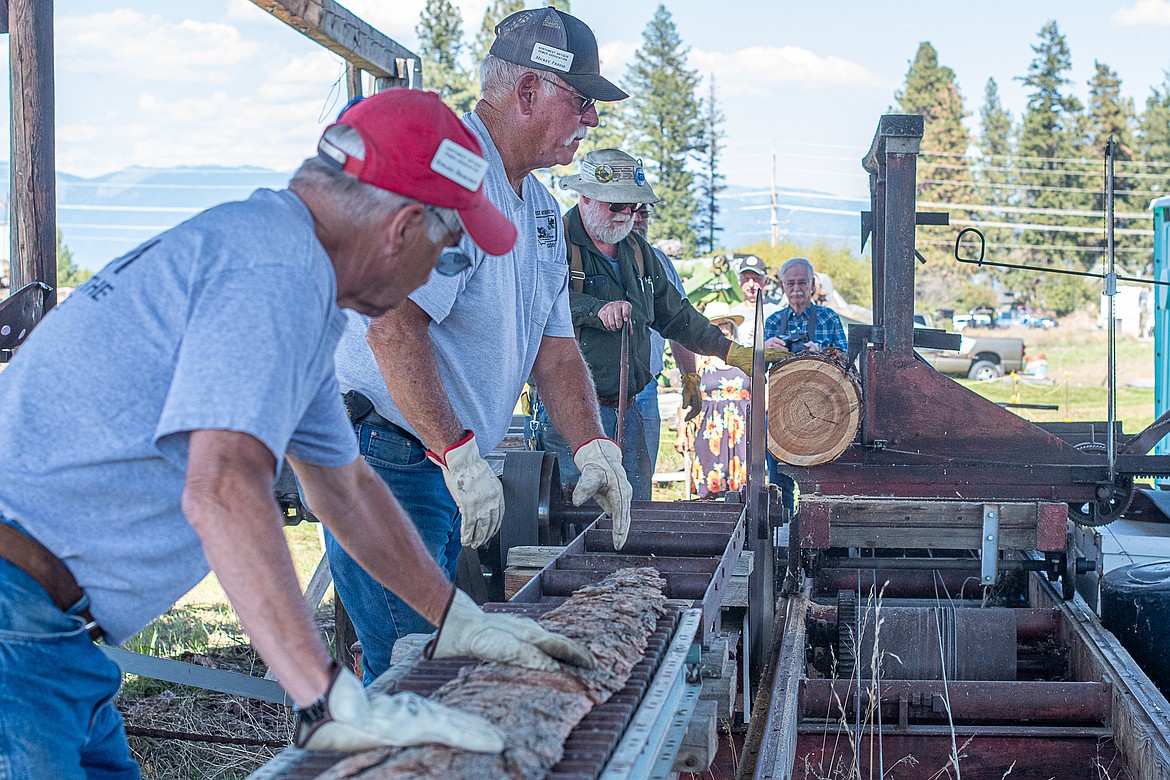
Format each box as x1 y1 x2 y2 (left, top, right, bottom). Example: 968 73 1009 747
564 205 730 399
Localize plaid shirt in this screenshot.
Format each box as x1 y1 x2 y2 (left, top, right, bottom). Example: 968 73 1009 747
763 304 848 352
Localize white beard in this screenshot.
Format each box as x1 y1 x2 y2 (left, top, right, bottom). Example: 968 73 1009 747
582 206 634 244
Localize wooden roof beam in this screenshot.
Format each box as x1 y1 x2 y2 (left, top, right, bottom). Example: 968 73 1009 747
249 0 422 87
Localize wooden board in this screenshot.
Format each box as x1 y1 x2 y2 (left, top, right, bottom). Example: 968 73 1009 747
766 353 861 466
321 567 668 779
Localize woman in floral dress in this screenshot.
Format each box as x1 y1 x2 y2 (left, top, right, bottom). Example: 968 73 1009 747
686 302 751 499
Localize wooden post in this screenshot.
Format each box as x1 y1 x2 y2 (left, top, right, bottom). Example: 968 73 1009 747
345 62 362 101
9 0 56 307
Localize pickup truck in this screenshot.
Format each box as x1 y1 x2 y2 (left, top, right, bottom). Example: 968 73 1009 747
914 327 1025 380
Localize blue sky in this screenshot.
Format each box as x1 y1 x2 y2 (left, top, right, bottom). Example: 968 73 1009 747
9 0 1170 201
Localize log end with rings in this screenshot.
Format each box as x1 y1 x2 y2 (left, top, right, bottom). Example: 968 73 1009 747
766 351 861 466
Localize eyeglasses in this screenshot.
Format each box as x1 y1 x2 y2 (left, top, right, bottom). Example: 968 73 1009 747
426 206 472 277
608 202 645 214
537 76 596 115
781 277 812 288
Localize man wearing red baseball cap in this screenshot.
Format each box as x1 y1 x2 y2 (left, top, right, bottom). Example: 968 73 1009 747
0 88 594 778
330 9 635 684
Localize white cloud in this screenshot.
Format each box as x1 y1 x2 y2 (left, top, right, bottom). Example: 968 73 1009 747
1113 0 1170 25
57 9 260 83
691 45 887 98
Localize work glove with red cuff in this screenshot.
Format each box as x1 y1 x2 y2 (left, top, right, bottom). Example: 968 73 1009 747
427 589 596 671
571 438 632 550
427 431 504 549
294 661 504 753
724 343 789 376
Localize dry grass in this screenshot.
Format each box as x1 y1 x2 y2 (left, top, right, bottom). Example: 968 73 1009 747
117 523 327 779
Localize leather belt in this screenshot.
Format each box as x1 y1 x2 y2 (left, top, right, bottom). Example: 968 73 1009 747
342 390 423 446
598 394 634 409
0 521 103 641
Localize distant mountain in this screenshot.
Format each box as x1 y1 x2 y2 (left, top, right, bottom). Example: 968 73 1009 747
715 183 868 254
3 164 869 270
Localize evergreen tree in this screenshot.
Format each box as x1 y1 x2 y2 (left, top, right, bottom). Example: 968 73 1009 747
1016 21 1090 269
695 77 726 254
625 4 703 255
475 0 525 66
1085 61 1143 261
976 78 1016 287
56 230 91 288
892 41 973 307
416 0 476 114
1138 69 1170 200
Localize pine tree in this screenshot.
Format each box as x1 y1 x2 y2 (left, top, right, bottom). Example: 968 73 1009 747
475 0 525 66
1138 69 1170 200
1016 21 1090 271
416 0 476 114
56 230 91 288
893 41 973 307
977 78 1016 281
695 77 726 255
1085 61 1143 262
625 4 703 255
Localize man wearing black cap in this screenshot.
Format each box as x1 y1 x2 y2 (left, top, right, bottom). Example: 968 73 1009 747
330 8 636 684
728 254 782 345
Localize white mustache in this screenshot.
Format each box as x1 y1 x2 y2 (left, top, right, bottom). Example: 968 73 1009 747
564 127 588 146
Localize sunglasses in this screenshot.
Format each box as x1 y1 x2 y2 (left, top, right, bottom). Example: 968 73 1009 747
608 202 645 214
537 76 596 115
434 248 473 277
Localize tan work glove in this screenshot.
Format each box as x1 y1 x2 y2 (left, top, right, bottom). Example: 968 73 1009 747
681 372 702 422
428 589 596 671
295 662 504 753
427 431 504 549
724 343 789 376
571 438 633 550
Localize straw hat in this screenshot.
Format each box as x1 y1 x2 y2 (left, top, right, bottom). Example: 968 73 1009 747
703 300 744 326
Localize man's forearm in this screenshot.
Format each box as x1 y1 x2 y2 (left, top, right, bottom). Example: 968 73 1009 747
292 456 454 626
670 341 697 375
531 336 605 450
367 301 464 452
184 431 333 706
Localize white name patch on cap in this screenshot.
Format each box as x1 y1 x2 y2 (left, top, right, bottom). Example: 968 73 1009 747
431 138 488 191
531 42 574 72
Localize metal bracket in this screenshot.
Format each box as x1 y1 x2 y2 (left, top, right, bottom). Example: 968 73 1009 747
600 608 703 779
981 504 1000 586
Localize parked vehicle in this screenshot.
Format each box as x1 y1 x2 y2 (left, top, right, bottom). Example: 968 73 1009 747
916 334 1025 380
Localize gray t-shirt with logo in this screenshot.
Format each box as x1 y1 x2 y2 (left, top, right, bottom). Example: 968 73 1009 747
334 110 574 454
0 189 357 644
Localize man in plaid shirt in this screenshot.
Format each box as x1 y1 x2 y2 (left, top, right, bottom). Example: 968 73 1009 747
762 256 848 517
762 257 848 353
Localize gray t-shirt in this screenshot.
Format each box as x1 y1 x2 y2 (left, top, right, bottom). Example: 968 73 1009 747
335 110 574 454
649 247 686 376
0 189 357 644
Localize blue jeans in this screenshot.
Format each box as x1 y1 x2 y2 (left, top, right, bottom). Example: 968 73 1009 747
533 401 653 500
0 522 140 779
324 421 462 684
767 452 797 516
636 380 661 477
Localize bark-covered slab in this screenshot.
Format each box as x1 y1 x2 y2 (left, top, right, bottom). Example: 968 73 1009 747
321 566 668 779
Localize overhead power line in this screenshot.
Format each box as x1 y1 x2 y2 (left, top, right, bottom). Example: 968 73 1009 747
917 200 1151 221
922 158 1170 181
922 149 1170 170
918 176 1164 197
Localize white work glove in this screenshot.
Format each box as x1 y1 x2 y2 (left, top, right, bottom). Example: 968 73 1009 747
428 589 596 672
294 662 504 753
571 438 633 550
426 431 504 548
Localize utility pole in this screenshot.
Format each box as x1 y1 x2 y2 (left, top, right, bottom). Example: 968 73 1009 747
9 0 56 307
769 140 779 248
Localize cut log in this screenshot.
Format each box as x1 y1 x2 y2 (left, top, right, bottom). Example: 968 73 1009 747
766 351 861 466
321 567 668 779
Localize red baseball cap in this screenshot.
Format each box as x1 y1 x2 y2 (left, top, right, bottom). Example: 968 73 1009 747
318 89 517 257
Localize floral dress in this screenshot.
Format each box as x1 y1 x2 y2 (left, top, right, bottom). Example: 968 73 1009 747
689 358 750 498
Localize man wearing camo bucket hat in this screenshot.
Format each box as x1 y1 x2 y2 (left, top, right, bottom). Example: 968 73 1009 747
531 149 787 499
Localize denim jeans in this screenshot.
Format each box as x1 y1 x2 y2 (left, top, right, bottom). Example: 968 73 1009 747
767 451 797 516
533 401 653 501
0 522 140 779
635 380 661 477
323 421 461 684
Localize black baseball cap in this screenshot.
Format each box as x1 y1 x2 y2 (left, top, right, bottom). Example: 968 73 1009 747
489 8 628 102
